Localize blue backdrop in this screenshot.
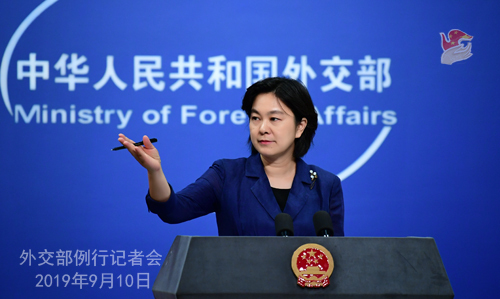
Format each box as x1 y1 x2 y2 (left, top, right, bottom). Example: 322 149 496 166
1 0 499 298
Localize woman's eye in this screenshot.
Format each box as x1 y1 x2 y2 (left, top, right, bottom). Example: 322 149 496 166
251 116 260 121
271 117 280 121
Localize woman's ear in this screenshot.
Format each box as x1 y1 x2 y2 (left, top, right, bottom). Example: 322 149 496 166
295 117 308 138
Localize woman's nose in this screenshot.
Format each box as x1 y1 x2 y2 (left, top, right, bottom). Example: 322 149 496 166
259 120 269 134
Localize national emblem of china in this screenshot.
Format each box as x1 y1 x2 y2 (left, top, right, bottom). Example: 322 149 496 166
291 243 334 288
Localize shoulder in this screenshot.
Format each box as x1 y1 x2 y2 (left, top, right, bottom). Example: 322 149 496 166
193 157 250 193
213 153 262 171
212 157 248 169
208 157 250 177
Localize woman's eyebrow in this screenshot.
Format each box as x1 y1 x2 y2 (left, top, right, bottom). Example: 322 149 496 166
251 108 285 115
267 109 285 115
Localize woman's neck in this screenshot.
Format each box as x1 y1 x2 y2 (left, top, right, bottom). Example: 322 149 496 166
261 154 296 189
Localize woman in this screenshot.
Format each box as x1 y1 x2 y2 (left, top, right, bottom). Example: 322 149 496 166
118 77 344 236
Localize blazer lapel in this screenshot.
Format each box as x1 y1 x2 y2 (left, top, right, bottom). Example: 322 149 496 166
284 158 313 220
246 154 282 220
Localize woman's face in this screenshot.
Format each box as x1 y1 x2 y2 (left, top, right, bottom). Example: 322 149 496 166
249 92 306 161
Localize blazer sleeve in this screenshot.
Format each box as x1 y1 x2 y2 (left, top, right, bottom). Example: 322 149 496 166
145 160 225 224
329 175 345 236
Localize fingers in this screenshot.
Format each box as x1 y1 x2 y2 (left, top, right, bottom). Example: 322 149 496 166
116 134 161 172
118 134 154 154
117 133 141 158
117 133 155 156
118 133 136 145
142 135 156 149
123 141 149 164
122 139 140 157
455 42 471 54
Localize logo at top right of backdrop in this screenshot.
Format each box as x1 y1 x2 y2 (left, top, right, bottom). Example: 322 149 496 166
440 29 473 65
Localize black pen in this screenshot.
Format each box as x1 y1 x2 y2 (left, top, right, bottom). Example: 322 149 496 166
111 138 157 151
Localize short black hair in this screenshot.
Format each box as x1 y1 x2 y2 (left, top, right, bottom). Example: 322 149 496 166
241 77 318 159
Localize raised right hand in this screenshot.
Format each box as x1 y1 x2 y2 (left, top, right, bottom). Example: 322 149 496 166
118 134 162 173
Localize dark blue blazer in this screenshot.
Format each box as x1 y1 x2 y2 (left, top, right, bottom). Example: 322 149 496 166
146 153 344 236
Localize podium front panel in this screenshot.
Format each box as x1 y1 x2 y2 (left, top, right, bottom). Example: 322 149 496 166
153 236 454 299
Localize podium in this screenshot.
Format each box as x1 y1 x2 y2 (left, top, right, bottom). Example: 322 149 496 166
152 236 454 299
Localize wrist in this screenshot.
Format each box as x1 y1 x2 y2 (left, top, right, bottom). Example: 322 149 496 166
147 166 164 178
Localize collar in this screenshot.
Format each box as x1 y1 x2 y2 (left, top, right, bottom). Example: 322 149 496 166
245 153 313 220
245 153 310 182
